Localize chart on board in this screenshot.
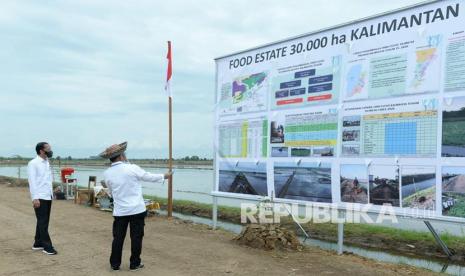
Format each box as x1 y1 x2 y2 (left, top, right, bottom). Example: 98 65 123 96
341 97 438 157
363 111 437 156
218 117 268 158
271 56 341 109
270 109 338 157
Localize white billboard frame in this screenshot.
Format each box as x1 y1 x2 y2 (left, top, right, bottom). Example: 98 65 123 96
211 0 465 242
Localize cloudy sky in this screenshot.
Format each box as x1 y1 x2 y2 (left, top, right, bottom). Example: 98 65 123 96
0 0 422 158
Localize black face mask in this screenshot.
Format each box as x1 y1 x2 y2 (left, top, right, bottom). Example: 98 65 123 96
44 150 53 158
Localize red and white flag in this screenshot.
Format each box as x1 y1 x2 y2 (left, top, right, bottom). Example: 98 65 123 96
165 41 172 97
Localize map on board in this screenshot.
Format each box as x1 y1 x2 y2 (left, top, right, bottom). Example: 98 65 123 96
345 63 368 100
218 72 268 115
409 35 442 94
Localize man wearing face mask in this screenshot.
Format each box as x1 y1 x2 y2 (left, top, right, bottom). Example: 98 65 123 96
100 142 171 271
27 142 57 255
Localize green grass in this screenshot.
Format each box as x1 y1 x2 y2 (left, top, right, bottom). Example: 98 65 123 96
442 119 465 146
446 199 465 218
345 223 437 242
402 186 435 207
280 218 440 243
143 194 241 222
0 158 213 168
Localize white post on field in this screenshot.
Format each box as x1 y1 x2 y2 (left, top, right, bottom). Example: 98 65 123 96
212 196 218 230
337 220 344 255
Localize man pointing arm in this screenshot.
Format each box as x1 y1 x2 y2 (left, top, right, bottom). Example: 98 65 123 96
100 142 171 271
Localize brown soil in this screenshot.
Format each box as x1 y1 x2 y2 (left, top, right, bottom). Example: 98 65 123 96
0 185 438 275
341 179 368 203
234 224 302 251
444 175 465 192
0 175 29 187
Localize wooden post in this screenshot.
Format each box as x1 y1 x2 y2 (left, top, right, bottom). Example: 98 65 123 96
168 96 173 217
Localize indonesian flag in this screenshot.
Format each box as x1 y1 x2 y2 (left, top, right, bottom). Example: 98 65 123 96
165 41 172 97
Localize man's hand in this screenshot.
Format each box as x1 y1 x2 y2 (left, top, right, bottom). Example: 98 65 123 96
33 199 40 209
164 172 173 179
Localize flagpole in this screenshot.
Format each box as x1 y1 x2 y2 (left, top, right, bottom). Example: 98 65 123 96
168 95 173 218
166 41 173 218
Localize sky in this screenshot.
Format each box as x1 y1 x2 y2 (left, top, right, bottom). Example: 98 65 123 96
402 166 435 175
444 95 465 111
341 164 367 179
370 165 399 179
0 0 423 159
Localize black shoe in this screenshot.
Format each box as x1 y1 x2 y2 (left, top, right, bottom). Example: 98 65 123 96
42 248 58 255
32 243 44 251
130 263 144 271
111 266 120 271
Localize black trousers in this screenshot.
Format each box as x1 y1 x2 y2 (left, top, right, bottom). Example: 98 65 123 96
34 199 53 250
110 211 146 268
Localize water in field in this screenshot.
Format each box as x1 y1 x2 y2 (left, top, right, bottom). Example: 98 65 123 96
218 170 268 196
0 165 234 207
274 167 332 202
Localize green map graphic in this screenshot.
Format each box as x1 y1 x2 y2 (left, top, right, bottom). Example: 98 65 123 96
232 73 267 104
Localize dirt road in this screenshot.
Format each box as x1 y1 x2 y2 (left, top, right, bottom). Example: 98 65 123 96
0 185 436 275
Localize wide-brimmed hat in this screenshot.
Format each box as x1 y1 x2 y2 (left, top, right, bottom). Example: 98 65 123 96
99 142 128 159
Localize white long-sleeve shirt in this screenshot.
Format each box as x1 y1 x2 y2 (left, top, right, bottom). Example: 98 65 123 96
103 161 164 216
27 156 53 201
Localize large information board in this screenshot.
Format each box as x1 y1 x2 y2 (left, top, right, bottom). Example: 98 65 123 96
214 0 465 220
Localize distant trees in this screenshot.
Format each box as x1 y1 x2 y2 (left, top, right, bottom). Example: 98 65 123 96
182 155 200 161
179 156 210 161
443 107 465 119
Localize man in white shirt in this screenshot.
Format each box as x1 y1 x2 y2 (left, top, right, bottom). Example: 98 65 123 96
27 142 57 255
100 142 171 271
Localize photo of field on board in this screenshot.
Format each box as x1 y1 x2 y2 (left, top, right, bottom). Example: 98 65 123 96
218 161 267 196
368 165 400 206
442 166 465 218
340 164 368 204
274 162 332 202
442 96 465 157
401 166 436 210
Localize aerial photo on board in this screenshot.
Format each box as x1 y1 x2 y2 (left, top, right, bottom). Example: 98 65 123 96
401 166 435 210
442 166 465 218
442 96 465 157
274 162 332 202
218 161 268 196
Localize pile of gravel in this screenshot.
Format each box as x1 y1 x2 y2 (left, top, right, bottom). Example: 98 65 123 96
234 224 303 251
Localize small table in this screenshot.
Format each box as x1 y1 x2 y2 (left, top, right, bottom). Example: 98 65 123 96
65 177 77 200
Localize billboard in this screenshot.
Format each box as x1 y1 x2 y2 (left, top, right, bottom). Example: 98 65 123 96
214 0 465 220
